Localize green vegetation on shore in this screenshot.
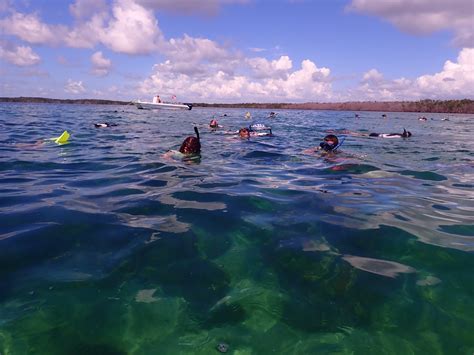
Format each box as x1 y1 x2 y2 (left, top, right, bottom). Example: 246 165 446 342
1 97 473 114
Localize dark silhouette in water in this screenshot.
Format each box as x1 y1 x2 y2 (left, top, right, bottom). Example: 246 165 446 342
369 128 412 138
179 127 201 154
94 122 117 128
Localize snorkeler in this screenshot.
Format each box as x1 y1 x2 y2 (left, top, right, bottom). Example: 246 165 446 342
94 122 118 128
163 127 201 160
179 127 201 154
303 134 344 154
369 128 412 138
209 119 219 129
318 134 341 152
237 124 273 139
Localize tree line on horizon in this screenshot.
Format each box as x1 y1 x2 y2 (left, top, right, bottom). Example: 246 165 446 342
1 97 473 114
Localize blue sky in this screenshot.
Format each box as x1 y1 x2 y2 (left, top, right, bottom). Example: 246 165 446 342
0 0 472 102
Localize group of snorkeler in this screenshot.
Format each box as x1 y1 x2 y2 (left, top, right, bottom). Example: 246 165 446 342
163 114 415 159
93 111 413 159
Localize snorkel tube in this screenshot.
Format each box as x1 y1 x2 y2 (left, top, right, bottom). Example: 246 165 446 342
194 126 200 141
332 136 345 151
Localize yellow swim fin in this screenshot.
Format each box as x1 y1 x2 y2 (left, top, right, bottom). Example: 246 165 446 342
50 130 70 145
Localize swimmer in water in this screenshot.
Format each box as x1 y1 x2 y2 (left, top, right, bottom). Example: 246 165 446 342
209 119 220 129
179 127 201 155
238 126 273 139
303 134 342 154
94 122 117 128
163 127 201 160
369 128 412 138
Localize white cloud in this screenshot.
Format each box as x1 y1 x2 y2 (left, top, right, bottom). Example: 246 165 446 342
347 0 474 47
91 51 112 76
362 68 383 83
415 48 474 97
139 56 332 102
135 0 249 15
350 48 474 100
1 0 163 54
0 12 64 45
0 41 40 66
99 0 163 54
0 0 11 13
247 55 293 79
70 0 107 19
65 79 86 94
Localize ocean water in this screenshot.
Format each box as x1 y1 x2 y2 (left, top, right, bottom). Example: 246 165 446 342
0 103 473 355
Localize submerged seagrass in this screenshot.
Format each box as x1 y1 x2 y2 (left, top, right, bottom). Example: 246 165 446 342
0 103 473 354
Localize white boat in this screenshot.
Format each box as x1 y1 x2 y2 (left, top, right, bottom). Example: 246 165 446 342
134 100 192 110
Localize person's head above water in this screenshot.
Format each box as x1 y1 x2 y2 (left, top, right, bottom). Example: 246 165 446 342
319 134 339 151
209 119 218 128
239 127 250 139
179 127 201 155
402 128 412 137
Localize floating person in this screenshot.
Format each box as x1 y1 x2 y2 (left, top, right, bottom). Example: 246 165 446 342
94 122 118 128
268 112 277 118
442 117 450 121
249 122 272 134
245 112 251 119
209 119 220 129
382 114 387 118
236 124 273 139
418 116 428 121
179 127 201 154
163 127 201 160
355 113 360 118
369 128 412 138
16 130 71 148
303 134 344 154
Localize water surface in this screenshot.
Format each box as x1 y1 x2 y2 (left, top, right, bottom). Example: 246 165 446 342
0 103 473 354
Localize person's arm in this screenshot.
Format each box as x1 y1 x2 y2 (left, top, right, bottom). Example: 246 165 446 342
302 146 321 154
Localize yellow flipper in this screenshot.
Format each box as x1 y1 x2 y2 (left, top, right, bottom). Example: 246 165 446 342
50 131 70 145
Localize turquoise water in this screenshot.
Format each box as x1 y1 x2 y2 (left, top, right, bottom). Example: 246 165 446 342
0 103 473 354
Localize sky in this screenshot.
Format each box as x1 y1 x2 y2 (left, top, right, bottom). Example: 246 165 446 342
0 0 473 103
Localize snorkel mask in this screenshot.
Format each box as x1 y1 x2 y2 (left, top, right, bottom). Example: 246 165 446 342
319 141 336 151
249 123 272 135
319 134 339 152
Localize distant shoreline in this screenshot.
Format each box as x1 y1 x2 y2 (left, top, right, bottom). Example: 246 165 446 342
1 97 473 114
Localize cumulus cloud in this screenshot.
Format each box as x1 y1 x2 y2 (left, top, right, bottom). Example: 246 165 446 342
99 0 163 54
0 41 40 66
0 12 65 46
347 0 474 47
351 48 474 100
1 0 163 54
247 55 293 79
135 0 249 15
415 48 474 97
362 68 384 83
70 0 107 19
91 51 112 76
65 79 86 94
139 56 332 102
0 0 11 13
